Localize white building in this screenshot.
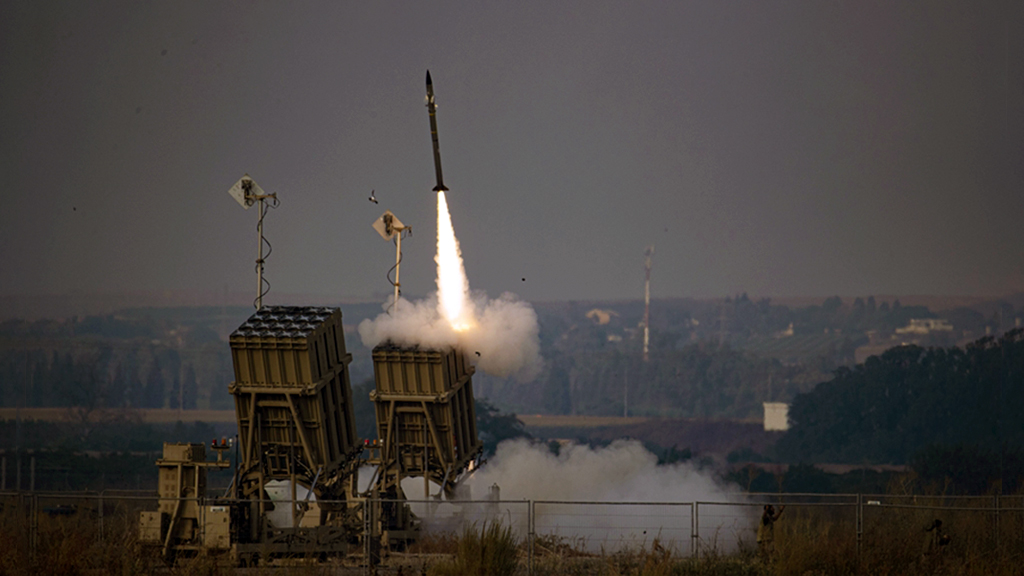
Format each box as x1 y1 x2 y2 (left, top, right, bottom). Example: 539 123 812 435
763 402 790 431
895 318 953 335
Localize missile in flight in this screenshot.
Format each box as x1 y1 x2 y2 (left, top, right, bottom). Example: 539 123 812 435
425 70 449 192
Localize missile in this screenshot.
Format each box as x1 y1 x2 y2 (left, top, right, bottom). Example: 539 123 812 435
425 70 449 192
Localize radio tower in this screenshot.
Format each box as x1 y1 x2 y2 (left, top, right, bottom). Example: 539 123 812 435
643 246 654 362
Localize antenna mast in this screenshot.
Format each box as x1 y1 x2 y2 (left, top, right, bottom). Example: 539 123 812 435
372 210 411 312
643 245 654 362
228 174 278 310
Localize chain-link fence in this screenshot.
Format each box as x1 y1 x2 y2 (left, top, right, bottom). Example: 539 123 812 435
532 501 694 554
1 491 1022 574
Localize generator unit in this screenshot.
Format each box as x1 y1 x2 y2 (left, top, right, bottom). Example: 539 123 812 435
138 442 231 560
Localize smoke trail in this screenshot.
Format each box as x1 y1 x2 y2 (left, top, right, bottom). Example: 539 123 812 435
358 190 541 380
358 292 542 380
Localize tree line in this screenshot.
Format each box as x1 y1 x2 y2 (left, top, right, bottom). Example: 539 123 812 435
777 329 1024 469
0 315 233 411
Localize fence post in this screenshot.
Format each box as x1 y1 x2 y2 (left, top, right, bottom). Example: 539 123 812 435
691 502 699 559
994 494 1000 552
528 500 534 576
98 491 104 542
30 493 38 561
856 493 862 557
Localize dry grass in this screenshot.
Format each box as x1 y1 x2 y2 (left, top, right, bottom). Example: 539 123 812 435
0 501 151 576
427 521 519 576
406 531 460 555
1 493 1022 575
766 497 1024 576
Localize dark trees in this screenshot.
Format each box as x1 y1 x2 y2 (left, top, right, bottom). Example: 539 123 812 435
777 330 1024 466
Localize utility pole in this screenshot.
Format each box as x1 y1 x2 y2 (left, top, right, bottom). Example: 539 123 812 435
643 246 654 362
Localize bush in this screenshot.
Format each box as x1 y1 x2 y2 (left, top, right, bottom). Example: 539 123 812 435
429 520 519 576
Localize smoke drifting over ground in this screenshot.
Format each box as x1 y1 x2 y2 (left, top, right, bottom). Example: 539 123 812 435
467 438 736 503
458 439 752 552
358 292 542 381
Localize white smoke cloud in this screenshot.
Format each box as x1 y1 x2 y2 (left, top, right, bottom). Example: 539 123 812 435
467 438 737 503
358 291 542 381
459 439 753 553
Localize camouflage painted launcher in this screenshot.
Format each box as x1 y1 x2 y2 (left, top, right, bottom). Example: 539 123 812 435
370 343 483 498
229 306 360 500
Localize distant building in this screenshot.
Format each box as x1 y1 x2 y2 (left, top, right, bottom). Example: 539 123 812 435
763 402 789 431
895 318 953 335
585 308 618 325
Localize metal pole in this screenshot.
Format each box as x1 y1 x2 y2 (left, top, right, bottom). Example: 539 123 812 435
423 415 429 500
643 263 650 361
30 493 37 560
364 499 371 576
1 456 5 490
856 493 862 557
29 455 34 492
691 502 698 559
528 501 534 576
98 492 104 542
256 198 264 310
256 416 265 537
394 230 402 308
994 494 1000 551
642 246 653 362
291 426 297 529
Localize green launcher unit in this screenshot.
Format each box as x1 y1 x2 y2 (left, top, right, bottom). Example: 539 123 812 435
370 344 483 499
228 306 361 541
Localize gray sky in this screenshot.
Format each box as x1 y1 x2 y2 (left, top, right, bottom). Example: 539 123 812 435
2 1 1022 306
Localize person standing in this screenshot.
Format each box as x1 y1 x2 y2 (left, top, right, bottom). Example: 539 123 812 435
757 504 785 561
922 519 951 561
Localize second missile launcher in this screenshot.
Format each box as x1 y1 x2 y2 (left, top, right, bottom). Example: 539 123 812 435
370 343 483 499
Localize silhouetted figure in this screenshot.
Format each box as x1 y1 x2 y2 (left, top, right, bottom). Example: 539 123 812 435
922 519 951 561
757 504 785 561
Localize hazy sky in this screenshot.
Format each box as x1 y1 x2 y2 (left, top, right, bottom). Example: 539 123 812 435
2 1 1022 305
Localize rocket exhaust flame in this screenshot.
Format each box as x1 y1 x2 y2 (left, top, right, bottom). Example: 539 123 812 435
356 72 542 382
436 191 473 331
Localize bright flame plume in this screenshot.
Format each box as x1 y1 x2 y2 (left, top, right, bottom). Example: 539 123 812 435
436 191 474 331
358 190 542 381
